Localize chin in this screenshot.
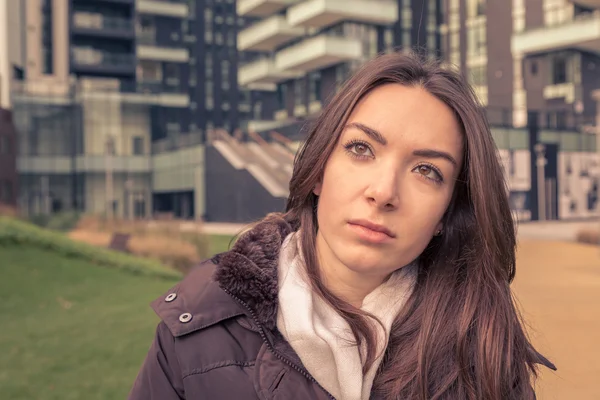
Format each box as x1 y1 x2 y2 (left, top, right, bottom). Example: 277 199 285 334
335 246 392 274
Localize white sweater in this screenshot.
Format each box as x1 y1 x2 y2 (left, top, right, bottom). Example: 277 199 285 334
276 232 417 400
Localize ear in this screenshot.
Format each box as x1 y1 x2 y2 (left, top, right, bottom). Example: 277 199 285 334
434 222 443 236
313 181 322 196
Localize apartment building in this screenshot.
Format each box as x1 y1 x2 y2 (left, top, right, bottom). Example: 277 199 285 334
0 0 19 208
439 0 515 125
439 0 599 129
235 0 442 134
512 0 600 129
9 0 248 219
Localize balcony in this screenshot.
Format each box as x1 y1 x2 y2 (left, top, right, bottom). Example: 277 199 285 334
72 13 134 40
238 15 305 51
275 34 362 72
16 156 151 174
512 11 600 55
238 58 303 87
237 0 299 17
119 81 190 107
71 47 136 77
137 0 189 18
287 0 397 28
137 45 189 62
91 0 134 3
570 0 600 8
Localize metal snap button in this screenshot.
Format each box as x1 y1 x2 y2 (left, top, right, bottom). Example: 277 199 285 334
165 293 177 302
179 313 192 323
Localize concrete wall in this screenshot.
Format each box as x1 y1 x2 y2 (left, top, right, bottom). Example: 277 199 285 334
152 145 206 217
81 97 151 156
204 145 286 222
84 172 151 217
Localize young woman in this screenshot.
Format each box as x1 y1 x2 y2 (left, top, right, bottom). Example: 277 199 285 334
129 52 555 400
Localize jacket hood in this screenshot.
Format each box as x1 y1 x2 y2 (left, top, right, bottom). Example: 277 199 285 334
214 216 294 330
152 216 294 337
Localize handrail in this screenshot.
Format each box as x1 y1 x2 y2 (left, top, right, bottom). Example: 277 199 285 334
270 130 292 145
248 130 268 146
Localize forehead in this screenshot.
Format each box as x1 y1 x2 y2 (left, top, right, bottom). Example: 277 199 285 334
345 84 463 154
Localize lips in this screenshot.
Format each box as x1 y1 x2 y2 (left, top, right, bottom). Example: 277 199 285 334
347 219 396 238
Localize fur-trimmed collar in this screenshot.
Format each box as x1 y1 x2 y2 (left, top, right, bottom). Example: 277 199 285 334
214 216 294 330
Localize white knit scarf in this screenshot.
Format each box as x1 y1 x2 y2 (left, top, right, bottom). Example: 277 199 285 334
276 232 417 400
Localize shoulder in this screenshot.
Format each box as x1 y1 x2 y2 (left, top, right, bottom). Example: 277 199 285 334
150 254 246 338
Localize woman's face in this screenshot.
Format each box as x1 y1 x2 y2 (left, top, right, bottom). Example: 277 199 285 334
315 84 464 282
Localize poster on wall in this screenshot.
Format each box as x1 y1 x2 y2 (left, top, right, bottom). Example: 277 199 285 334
558 152 600 219
498 149 532 221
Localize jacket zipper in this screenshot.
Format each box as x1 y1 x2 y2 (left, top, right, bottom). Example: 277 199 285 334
222 288 336 400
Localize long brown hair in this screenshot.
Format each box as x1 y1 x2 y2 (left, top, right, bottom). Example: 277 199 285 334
277 52 553 399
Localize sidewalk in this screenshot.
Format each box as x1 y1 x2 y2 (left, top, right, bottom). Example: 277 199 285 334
516 219 599 241
201 222 249 236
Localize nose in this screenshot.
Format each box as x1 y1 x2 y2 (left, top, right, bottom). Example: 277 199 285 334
365 169 400 211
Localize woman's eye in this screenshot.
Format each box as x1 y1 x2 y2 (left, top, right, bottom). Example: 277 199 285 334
350 143 373 157
415 165 443 182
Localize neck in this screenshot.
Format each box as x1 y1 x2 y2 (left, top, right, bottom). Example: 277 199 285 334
315 231 387 308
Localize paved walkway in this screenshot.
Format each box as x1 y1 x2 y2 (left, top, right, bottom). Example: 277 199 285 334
516 219 599 241
513 240 600 400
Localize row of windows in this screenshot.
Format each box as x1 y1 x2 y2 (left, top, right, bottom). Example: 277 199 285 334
0 180 13 204
0 136 14 155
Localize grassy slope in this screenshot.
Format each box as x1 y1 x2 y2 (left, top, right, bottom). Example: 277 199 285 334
0 246 177 400
0 235 233 400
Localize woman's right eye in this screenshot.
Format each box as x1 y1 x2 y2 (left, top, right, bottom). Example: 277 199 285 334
344 141 374 159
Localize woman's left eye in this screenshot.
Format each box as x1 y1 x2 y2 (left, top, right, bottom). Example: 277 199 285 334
344 141 374 158
414 164 443 183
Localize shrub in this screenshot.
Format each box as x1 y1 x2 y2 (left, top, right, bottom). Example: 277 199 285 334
46 211 81 232
0 217 181 280
72 215 213 262
575 229 600 246
28 211 82 232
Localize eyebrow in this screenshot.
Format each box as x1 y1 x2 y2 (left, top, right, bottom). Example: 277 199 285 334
412 149 458 167
345 122 458 167
345 122 387 146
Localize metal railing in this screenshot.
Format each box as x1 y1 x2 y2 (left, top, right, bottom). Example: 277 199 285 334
71 48 135 68
73 13 133 32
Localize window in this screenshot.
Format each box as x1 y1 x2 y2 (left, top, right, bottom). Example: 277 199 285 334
1 180 13 203
468 65 487 86
0 136 8 154
530 61 538 76
206 80 214 109
308 72 321 103
41 0 53 74
164 64 180 85
294 78 303 107
468 0 486 18
137 16 156 44
552 55 568 84
277 84 287 109
132 137 144 155
206 53 213 76
205 9 213 41
467 22 486 57
253 101 262 120
221 60 229 85
137 60 162 82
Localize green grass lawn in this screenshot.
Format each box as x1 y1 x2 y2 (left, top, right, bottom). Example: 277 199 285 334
0 235 233 400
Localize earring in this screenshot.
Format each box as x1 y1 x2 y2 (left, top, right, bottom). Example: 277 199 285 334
435 229 443 236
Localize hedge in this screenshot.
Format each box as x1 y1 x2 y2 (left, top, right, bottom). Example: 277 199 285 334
0 217 182 280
